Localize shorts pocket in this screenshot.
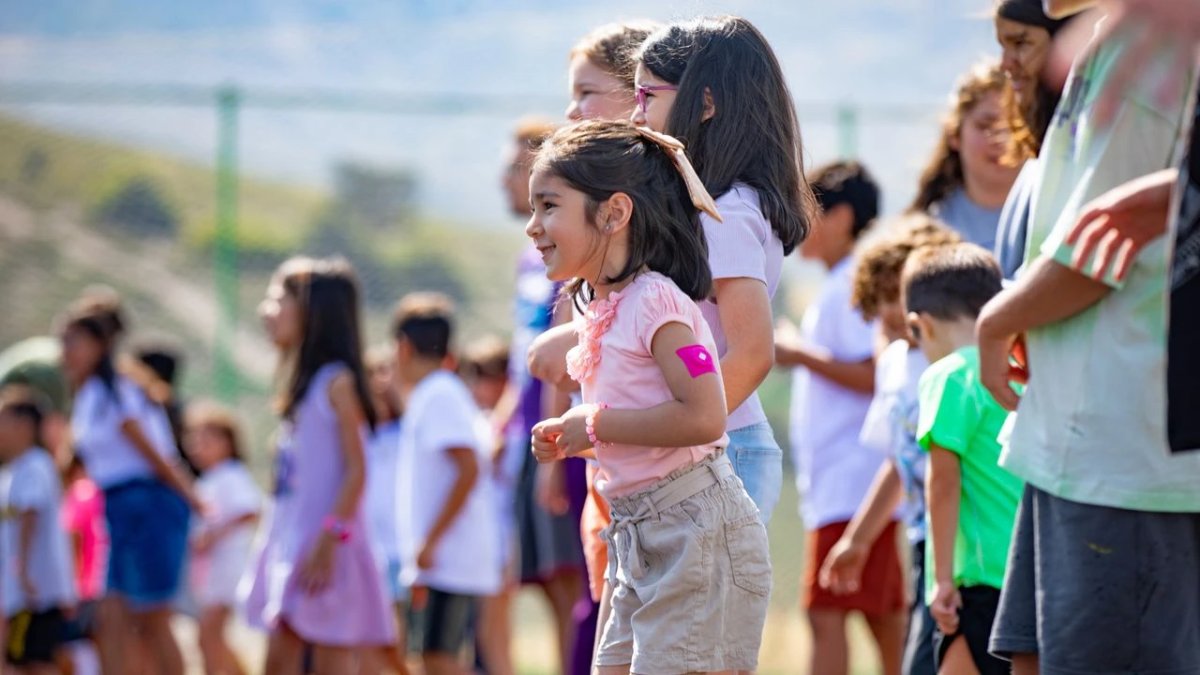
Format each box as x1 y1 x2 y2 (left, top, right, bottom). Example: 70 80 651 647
725 514 771 597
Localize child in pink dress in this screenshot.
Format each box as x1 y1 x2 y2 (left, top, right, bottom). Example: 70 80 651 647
242 256 396 672
528 121 772 674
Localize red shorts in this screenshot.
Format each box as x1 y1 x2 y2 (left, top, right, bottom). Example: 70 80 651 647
803 520 905 616
580 464 612 602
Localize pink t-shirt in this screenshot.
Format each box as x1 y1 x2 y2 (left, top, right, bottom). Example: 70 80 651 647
61 477 107 600
698 184 784 432
567 272 728 498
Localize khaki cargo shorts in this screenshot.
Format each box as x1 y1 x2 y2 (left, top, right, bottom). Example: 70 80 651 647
596 453 772 674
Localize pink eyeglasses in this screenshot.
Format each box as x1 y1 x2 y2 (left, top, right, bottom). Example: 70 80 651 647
636 84 678 114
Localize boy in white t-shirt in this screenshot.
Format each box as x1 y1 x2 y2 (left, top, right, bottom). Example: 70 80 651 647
776 161 905 675
0 387 77 674
392 293 500 675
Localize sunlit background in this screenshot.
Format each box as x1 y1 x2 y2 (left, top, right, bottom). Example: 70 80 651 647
1 2 1003 672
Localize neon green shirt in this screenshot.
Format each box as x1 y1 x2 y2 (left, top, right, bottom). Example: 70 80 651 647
918 346 1023 597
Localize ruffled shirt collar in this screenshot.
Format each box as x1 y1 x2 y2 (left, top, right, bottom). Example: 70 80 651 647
565 286 629 384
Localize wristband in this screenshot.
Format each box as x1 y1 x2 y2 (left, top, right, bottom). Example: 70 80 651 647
585 403 609 448
321 515 352 543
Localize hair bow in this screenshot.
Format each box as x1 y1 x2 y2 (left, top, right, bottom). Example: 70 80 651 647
634 127 723 222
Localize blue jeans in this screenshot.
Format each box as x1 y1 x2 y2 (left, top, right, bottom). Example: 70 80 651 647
726 421 783 524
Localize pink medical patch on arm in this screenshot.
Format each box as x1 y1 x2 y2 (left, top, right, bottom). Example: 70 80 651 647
676 345 717 378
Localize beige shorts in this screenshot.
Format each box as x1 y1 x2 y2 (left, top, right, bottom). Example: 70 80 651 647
597 453 772 674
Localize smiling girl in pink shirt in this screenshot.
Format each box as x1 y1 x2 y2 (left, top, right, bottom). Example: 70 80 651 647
529 120 771 675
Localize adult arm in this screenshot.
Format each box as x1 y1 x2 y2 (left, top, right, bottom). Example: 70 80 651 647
976 258 1111 409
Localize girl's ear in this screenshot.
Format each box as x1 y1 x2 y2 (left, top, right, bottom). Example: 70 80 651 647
947 125 961 152
602 192 635 234
702 87 716 123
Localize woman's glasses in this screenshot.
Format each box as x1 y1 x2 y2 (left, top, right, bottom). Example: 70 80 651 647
636 84 678 115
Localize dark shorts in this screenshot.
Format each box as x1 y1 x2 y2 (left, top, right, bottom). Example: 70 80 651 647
933 585 1007 675
104 478 190 609
408 588 477 655
903 541 936 675
515 444 584 584
990 483 1200 675
6 608 65 665
60 599 100 643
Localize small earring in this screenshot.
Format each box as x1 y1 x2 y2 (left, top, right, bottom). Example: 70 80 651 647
604 222 613 233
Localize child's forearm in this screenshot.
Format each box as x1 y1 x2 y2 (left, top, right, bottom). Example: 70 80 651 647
18 511 36 579
204 512 260 542
926 446 961 585
426 448 479 548
842 461 903 549
776 342 874 393
120 418 194 500
592 400 726 450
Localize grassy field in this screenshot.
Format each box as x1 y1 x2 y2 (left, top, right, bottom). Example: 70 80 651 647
180 474 885 675
509 473 886 675
1 113 884 673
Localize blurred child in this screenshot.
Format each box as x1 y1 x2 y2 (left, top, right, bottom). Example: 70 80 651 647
130 341 194 476
459 336 509 414
183 402 262 675
494 119 583 675
0 387 77 675
903 243 1022 675
60 290 196 675
393 293 501 675
458 335 520 675
820 215 962 675
777 160 906 675
242 257 396 673
909 60 1019 250
59 456 106 675
361 346 409 675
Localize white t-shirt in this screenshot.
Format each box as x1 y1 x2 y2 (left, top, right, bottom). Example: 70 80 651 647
859 340 928 544
365 419 402 565
70 375 177 489
195 459 261 532
0 448 77 615
699 184 785 432
789 257 883 530
397 371 500 596
192 459 261 607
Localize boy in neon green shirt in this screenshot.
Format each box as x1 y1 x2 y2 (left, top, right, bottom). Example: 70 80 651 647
903 243 1022 675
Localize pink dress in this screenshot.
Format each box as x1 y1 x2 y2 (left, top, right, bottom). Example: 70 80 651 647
242 362 396 646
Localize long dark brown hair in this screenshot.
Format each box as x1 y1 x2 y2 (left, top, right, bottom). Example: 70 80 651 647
273 256 376 430
533 120 712 306
910 60 1008 212
638 15 813 254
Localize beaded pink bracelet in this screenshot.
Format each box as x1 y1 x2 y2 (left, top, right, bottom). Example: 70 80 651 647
585 403 609 448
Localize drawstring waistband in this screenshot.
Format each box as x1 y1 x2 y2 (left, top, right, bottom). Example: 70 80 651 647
603 454 735 581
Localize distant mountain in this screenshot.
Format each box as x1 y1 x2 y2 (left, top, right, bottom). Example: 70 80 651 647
0 0 1002 224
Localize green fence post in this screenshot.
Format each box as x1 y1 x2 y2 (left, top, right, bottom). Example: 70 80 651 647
837 102 859 159
214 85 240 402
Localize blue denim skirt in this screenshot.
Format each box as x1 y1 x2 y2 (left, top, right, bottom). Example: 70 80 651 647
103 478 190 609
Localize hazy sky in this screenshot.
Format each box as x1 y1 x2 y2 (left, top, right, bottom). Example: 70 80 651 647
0 0 1002 225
